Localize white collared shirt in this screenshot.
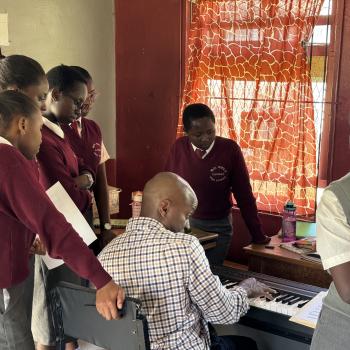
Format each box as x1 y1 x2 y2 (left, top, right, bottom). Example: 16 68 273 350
317 189 350 270
0 136 13 146
42 117 64 139
191 140 215 159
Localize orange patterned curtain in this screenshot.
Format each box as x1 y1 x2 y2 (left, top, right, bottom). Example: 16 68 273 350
179 0 324 215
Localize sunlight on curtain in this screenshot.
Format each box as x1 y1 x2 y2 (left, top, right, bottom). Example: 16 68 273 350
179 0 325 215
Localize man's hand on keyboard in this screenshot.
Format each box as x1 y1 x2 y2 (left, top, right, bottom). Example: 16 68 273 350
238 278 276 300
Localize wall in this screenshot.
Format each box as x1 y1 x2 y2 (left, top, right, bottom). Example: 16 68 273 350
115 0 183 217
0 0 116 157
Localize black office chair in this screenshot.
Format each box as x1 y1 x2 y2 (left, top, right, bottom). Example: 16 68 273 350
50 282 150 350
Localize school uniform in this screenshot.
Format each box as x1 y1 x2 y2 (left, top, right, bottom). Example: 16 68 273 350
165 136 264 266
37 117 92 214
33 118 96 345
61 117 110 180
0 137 111 350
62 117 110 256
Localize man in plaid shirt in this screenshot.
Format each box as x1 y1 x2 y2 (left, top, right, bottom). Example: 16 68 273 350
99 172 273 349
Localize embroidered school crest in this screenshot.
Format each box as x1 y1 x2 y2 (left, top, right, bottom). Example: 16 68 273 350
92 143 101 159
209 166 228 182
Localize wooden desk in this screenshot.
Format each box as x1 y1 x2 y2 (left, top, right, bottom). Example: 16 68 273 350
107 226 218 251
244 235 332 288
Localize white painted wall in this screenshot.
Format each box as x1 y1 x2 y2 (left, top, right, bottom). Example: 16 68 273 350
0 0 116 157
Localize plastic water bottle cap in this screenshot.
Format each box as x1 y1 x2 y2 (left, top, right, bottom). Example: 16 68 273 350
285 201 296 210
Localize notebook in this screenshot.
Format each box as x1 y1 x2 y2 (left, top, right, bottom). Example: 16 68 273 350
289 291 327 328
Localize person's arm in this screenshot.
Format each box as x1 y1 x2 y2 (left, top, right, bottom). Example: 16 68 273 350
186 237 272 324
94 162 115 246
317 190 350 303
1 158 124 319
230 144 270 243
330 262 350 303
38 141 92 214
77 156 95 189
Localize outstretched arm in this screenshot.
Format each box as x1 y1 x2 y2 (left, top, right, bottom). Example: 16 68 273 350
230 145 270 244
94 162 115 246
1 158 125 319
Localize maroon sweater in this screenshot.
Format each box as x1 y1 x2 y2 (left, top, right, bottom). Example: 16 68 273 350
165 136 264 239
61 118 102 179
37 125 92 214
0 144 111 289
28 159 49 189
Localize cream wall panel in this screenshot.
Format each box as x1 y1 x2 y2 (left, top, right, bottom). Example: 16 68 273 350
0 0 116 157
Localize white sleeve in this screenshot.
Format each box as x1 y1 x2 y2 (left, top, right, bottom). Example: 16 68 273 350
99 141 110 164
317 189 350 270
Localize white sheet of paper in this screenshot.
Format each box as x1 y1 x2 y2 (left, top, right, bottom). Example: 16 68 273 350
289 291 328 329
42 182 96 270
0 14 9 46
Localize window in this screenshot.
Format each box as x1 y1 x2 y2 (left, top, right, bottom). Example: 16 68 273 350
180 0 331 216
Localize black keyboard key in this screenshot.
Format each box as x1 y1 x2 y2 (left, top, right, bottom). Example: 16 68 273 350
297 300 309 308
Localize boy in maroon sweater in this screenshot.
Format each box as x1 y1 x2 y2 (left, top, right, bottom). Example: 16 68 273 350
0 91 124 350
165 103 270 266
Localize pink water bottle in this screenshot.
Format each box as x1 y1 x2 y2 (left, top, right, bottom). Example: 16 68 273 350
282 201 296 242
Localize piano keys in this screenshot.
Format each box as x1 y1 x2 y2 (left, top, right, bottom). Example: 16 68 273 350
220 278 310 317
212 266 327 346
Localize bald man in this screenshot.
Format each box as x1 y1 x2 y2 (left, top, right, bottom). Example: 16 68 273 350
99 172 273 350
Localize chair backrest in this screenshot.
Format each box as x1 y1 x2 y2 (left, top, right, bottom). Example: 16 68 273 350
50 282 150 350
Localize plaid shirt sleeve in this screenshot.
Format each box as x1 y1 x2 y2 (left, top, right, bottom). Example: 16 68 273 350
186 238 249 324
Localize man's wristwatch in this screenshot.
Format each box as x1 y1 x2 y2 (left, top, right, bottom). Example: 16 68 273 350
102 222 112 230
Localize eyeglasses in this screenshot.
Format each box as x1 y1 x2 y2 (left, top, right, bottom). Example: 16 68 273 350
63 94 85 110
86 90 99 104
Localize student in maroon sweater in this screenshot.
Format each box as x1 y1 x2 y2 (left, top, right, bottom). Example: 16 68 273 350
0 55 49 186
61 66 114 249
165 103 270 266
36 65 98 350
0 91 124 350
37 65 94 214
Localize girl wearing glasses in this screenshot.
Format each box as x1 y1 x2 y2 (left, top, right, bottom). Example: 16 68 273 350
37 64 94 210
61 66 114 251
35 64 96 350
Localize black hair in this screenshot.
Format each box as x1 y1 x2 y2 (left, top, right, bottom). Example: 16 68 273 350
182 103 215 132
70 66 92 82
0 55 45 90
0 90 39 130
46 65 87 93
